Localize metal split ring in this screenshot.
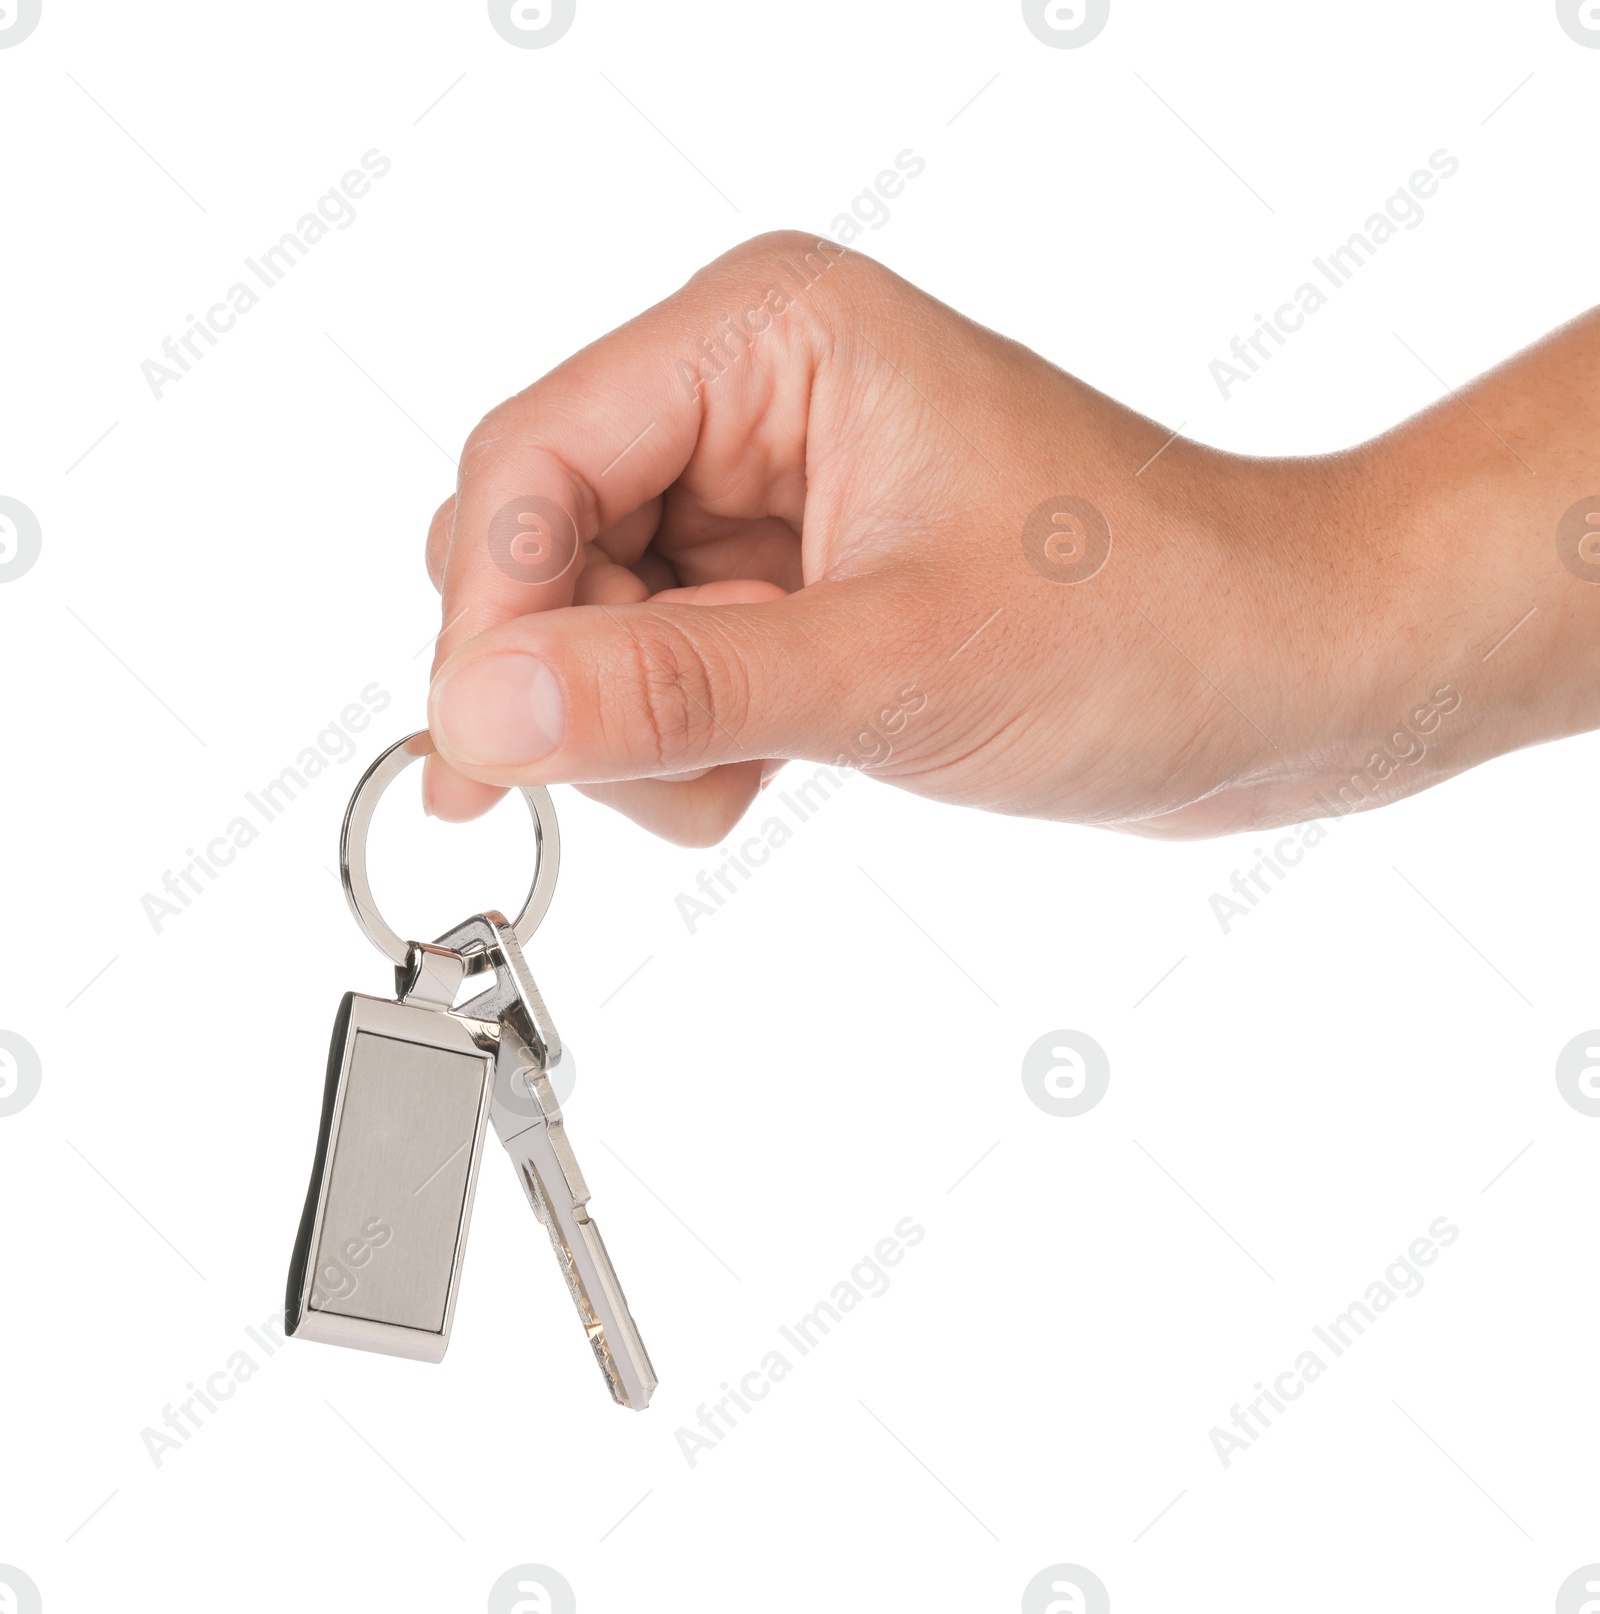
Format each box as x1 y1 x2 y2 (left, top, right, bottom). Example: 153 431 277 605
339 730 560 966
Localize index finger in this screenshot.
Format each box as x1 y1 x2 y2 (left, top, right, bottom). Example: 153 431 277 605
429 230 842 683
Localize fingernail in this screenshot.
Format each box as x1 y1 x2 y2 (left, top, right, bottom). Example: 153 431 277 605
431 653 565 766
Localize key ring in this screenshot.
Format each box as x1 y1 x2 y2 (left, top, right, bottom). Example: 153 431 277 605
339 730 560 966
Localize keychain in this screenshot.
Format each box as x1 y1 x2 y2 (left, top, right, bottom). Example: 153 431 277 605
284 731 656 1409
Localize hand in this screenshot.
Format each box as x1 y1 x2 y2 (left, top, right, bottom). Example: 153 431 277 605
424 232 1600 844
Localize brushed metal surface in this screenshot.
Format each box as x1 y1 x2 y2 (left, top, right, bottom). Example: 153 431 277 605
287 993 496 1362
312 1030 485 1333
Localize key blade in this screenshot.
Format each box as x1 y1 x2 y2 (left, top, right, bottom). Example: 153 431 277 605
435 913 657 1410
497 1059 658 1410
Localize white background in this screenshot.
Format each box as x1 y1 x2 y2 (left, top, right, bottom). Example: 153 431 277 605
2 2 1597 1610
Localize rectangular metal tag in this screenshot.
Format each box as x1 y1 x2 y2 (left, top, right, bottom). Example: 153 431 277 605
285 992 496 1363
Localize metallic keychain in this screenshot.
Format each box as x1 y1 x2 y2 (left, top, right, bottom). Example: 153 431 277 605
284 731 656 1409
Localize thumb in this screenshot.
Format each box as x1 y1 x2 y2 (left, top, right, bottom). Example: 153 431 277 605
426 578 893 786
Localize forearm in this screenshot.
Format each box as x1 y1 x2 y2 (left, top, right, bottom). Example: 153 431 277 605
1356 307 1600 788
1089 306 1600 836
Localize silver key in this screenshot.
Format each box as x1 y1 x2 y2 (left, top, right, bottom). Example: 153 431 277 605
439 913 657 1410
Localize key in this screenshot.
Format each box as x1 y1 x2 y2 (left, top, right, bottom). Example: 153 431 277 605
285 942 499 1363
438 912 657 1410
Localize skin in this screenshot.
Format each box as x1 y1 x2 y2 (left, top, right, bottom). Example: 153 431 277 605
421 231 1600 847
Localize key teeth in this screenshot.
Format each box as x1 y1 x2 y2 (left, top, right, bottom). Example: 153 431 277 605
517 1152 655 1409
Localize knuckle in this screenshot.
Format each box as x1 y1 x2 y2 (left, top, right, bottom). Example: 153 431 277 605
696 229 868 308
425 497 454 556
457 403 597 541
458 400 518 480
735 228 830 265
616 616 746 767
